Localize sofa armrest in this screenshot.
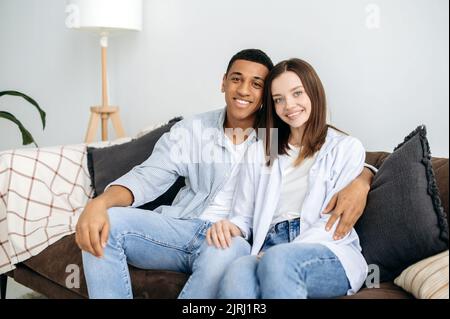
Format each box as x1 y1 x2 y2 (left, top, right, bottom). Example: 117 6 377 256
0 143 93 275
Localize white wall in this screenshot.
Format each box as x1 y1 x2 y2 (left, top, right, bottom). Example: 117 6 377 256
0 0 448 157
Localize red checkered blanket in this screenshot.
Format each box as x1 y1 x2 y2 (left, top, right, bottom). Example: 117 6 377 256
0 144 94 274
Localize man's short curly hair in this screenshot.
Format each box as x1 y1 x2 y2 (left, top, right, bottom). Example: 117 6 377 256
226 49 274 74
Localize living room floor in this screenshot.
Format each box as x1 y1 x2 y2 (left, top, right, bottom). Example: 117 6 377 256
6 277 46 299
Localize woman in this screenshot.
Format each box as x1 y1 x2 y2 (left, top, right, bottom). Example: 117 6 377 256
217 58 368 298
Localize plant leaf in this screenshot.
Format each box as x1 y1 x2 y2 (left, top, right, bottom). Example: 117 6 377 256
0 90 46 129
0 111 37 146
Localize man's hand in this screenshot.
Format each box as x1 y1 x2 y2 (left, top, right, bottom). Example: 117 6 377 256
75 199 110 258
324 167 373 240
206 220 243 249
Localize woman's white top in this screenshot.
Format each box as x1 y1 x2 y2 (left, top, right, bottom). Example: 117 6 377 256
229 128 368 295
272 145 317 226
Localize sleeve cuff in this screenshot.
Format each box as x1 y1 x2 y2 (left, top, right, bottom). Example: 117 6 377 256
229 216 251 241
105 174 145 207
364 163 378 175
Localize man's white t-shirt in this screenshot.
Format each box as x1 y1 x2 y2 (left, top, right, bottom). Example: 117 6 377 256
199 135 250 223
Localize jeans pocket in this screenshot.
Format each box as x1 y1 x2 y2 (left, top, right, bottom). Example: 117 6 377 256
261 229 276 251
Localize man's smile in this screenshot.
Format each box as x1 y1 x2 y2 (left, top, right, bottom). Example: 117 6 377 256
233 97 252 108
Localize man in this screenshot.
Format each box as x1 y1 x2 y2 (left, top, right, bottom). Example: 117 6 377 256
76 49 374 298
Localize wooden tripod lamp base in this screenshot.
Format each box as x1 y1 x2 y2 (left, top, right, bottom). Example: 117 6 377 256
84 106 126 143
84 35 127 144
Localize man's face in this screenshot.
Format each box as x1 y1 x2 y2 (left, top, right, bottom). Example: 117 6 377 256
222 59 269 125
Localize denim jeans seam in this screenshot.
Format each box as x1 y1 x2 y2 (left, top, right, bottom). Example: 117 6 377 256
177 223 211 299
177 273 194 298
185 220 210 252
113 234 133 298
117 230 190 253
119 251 133 298
187 244 202 266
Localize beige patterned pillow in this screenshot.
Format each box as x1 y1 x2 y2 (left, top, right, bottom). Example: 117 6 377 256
394 250 449 299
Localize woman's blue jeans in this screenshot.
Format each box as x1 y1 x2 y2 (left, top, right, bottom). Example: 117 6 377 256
218 218 350 299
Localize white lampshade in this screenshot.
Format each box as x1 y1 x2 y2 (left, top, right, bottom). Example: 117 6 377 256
67 0 143 32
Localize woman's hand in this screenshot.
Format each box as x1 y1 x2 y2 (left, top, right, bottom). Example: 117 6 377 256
206 219 243 249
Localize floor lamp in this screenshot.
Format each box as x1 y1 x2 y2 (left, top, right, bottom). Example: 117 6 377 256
66 0 143 143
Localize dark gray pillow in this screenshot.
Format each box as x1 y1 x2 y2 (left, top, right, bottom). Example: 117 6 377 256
355 125 449 282
87 117 185 211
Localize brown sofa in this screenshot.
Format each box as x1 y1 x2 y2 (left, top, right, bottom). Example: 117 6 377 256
1 151 448 299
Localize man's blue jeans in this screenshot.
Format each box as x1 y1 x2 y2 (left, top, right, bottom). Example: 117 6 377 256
82 207 251 298
218 218 350 299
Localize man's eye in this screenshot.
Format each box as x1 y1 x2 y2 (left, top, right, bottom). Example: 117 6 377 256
253 82 263 89
231 77 240 82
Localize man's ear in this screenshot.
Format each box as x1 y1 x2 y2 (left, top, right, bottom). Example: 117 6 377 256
221 74 226 93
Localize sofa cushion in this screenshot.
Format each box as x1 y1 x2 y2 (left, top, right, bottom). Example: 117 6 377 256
394 250 449 299
355 125 449 283
340 282 413 299
87 117 185 211
21 234 188 298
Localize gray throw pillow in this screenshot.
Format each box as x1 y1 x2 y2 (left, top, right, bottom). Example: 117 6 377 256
355 125 449 283
87 117 185 211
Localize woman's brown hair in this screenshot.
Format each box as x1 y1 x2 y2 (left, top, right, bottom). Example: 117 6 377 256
259 58 339 166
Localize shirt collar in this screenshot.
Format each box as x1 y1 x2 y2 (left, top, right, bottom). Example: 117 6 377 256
215 106 257 147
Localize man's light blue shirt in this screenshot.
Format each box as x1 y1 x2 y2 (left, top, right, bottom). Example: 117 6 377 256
107 107 257 219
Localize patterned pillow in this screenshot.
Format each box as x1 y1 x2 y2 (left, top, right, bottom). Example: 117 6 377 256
394 250 449 299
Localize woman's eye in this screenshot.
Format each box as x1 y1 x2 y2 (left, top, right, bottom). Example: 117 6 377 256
274 98 283 104
294 91 303 97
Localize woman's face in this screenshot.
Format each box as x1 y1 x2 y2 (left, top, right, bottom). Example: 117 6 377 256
271 71 311 129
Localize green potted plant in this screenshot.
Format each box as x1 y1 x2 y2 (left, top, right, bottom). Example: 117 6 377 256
0 90 46 147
